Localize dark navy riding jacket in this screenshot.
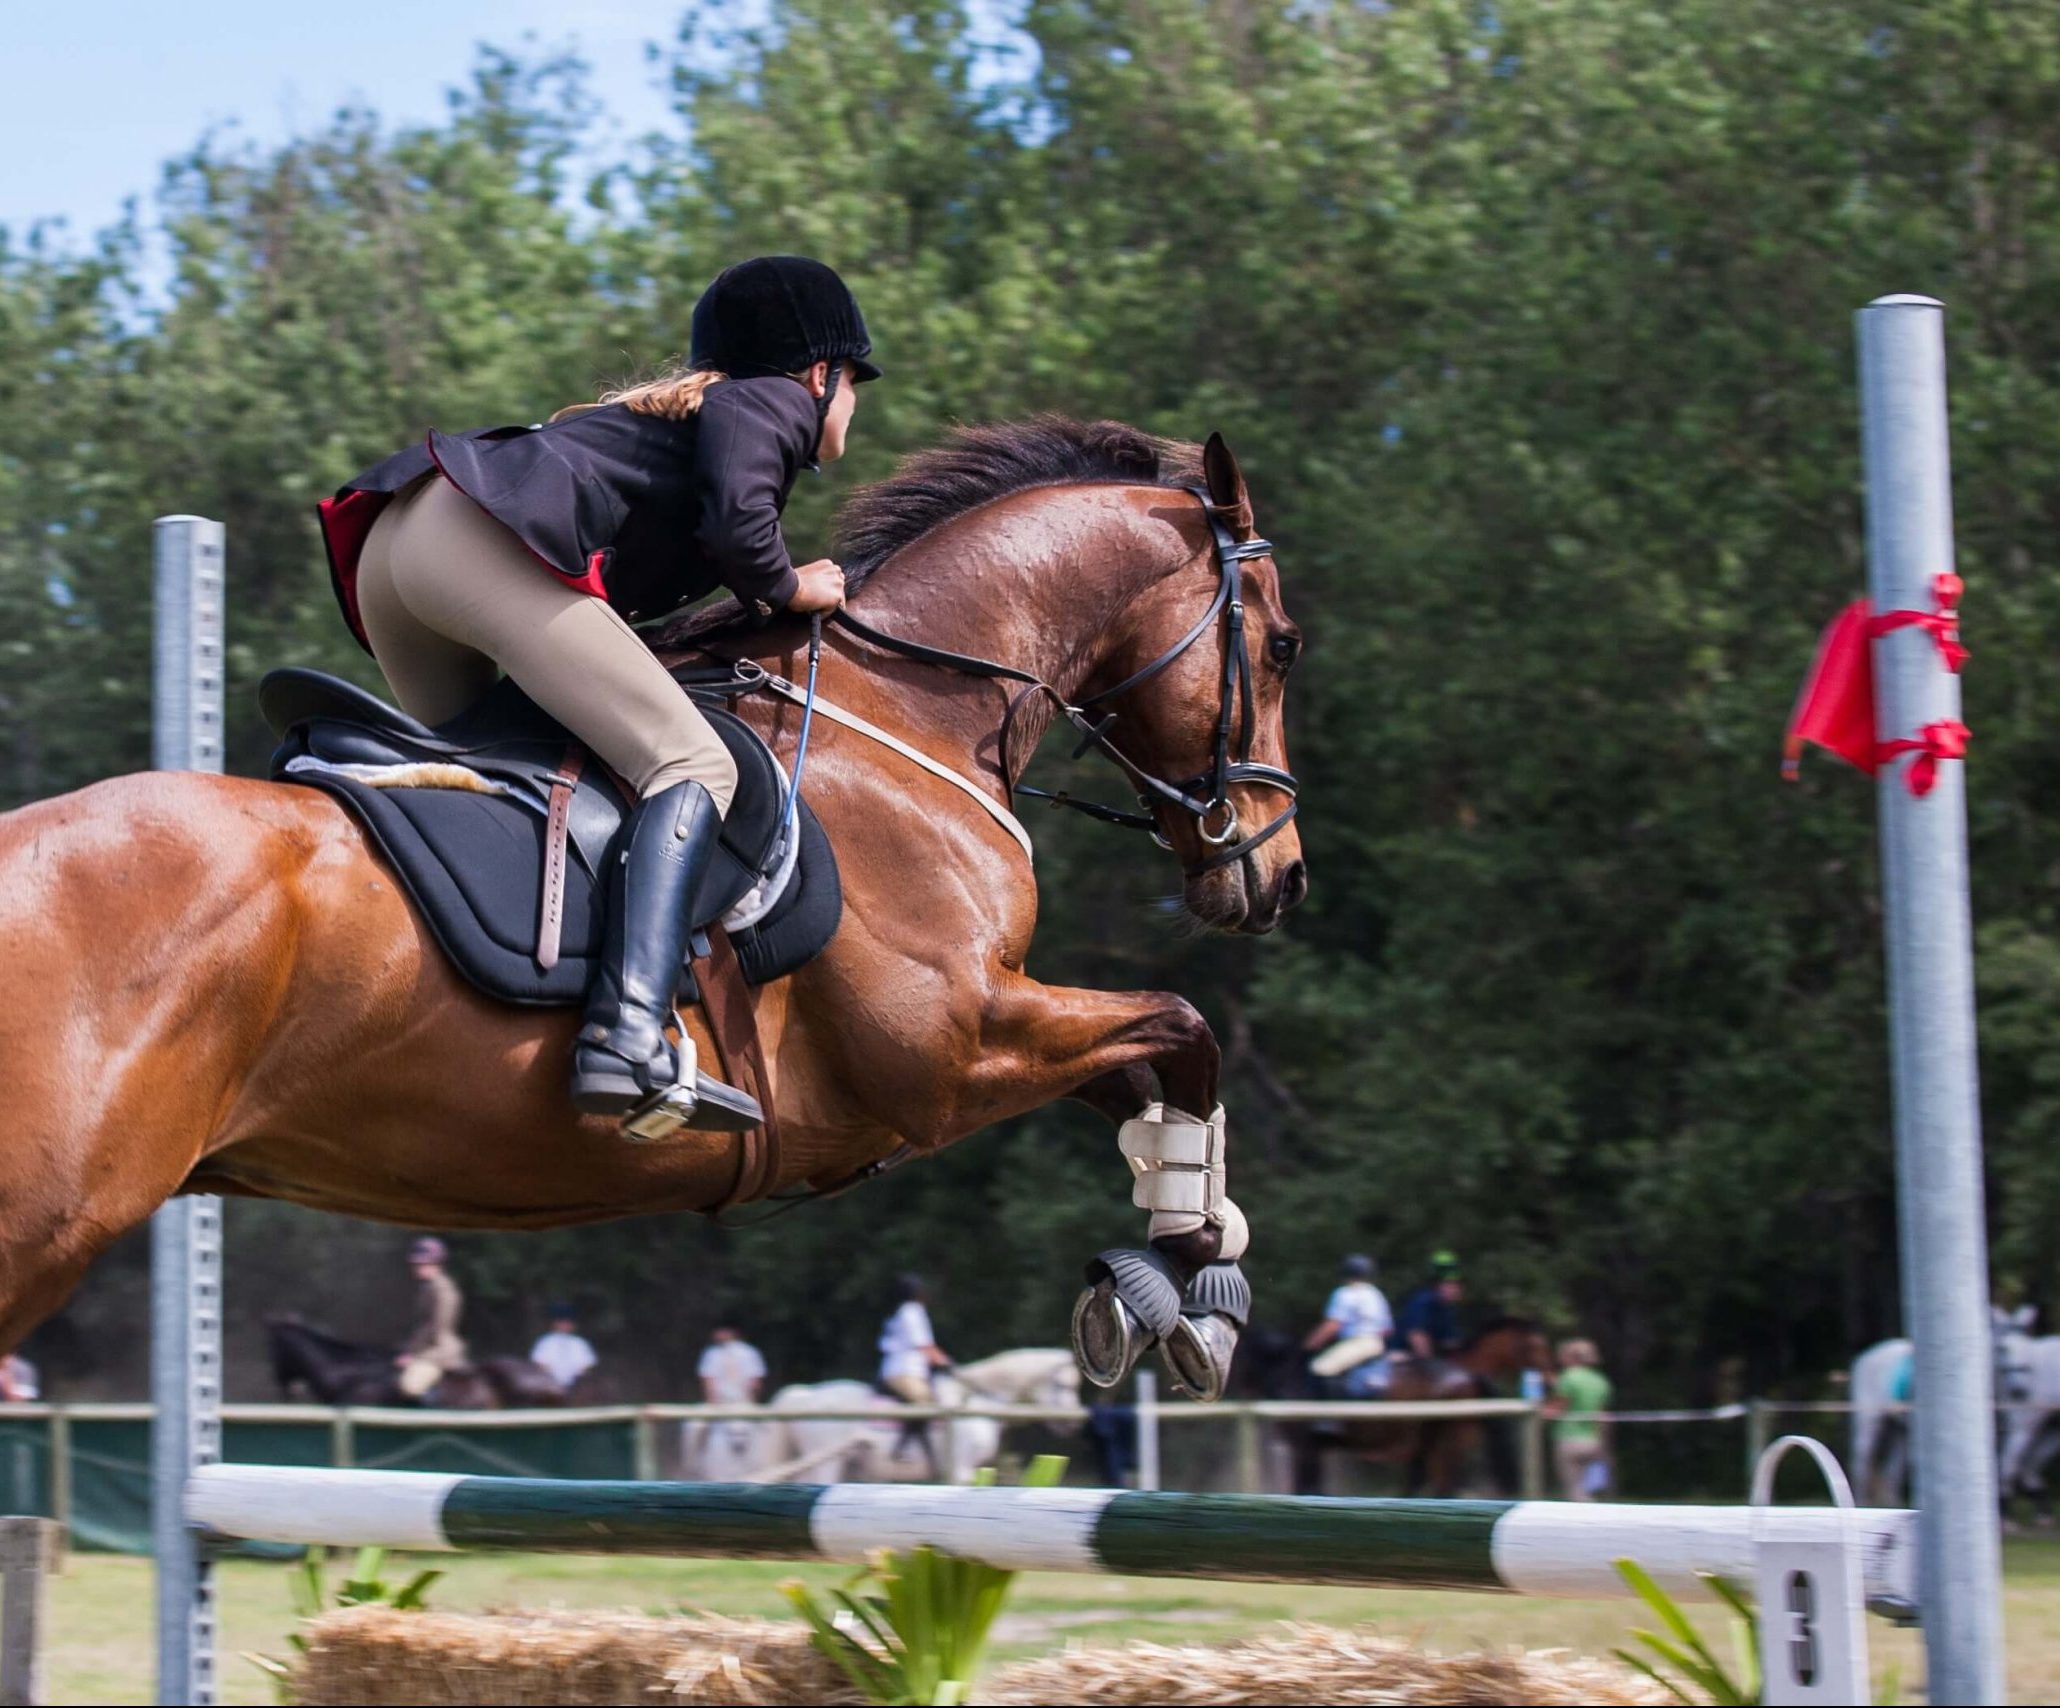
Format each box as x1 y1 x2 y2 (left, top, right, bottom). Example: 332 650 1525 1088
318 376 821 651
1397 1286 1462 1353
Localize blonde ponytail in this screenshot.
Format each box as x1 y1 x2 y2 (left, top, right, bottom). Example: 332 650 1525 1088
549 363 728 425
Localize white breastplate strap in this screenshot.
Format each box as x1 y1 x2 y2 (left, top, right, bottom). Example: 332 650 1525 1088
1118 1102 1227 1216
766 678 1035 865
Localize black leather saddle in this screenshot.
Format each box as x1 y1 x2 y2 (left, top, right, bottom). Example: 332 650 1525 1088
261 667 841 1005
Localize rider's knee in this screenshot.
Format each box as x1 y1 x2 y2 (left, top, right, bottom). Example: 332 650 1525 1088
641 737 739 818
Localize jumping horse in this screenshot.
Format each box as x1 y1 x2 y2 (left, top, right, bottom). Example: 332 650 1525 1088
0 420 1305 1406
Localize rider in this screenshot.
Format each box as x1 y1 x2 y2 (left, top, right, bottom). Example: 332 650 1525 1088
879 1274 953 1474
1397 1250 1466 1363
1303 1254 1394 1392
394 1237 467 1399
316 256 877 1130
879 1274 953 1405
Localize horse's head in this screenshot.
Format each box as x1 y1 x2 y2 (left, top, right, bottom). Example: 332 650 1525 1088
1994 1303 2039 1403
1111 433 1306 934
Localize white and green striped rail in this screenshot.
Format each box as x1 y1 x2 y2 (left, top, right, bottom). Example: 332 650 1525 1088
186 1465 1917 1605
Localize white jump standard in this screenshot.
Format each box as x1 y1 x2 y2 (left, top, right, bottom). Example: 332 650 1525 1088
187 1465 1919 1607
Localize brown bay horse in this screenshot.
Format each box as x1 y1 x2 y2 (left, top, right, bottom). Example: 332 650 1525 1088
0 421 1305 1400
1247 1320 1553 1497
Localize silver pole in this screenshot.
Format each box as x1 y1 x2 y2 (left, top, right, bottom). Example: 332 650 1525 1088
150 516 225 1707
1133 1368 1160 1492
1857 297 2005 1705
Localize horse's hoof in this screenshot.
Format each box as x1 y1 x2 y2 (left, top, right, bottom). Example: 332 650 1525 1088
1071 1280 1146 1388
1181 1260 1252 1327
1160 1311 1239 1403
1072 1248 1184 1388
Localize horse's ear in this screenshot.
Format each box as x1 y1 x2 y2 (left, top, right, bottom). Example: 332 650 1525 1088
1201 431 1249 512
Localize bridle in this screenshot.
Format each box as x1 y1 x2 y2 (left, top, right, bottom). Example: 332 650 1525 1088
832 488 1300 878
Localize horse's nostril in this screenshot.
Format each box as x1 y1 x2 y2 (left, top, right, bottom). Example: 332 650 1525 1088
1277 860 1309 911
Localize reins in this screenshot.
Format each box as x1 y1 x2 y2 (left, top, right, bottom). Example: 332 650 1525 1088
827 488 1299 878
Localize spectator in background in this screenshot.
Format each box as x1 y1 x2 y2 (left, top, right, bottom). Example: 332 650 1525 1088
0 1353 38 1401
530 1304 598 1395
1398 1251 1466 1362
394 1237 467 1399
1551 1338 1615 1501
698 1324 768 1404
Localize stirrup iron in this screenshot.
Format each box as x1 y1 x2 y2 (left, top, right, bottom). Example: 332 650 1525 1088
622 1033 763 1141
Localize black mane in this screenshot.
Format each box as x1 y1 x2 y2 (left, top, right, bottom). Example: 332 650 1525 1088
657 415 1199 650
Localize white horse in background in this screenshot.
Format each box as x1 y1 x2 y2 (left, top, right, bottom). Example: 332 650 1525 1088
688 1347 1081 1485
1850 1304 2037 1505
1997 1335 2060 1505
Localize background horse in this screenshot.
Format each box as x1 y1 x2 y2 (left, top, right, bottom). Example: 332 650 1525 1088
687 1346 1080 1484
1244 1318 1552 1497
266 1317 567 1409
1850 1304 2037 1506
0 424 1304 1408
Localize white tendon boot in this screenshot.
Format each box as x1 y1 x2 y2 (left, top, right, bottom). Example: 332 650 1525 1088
1069 1104 1252 1402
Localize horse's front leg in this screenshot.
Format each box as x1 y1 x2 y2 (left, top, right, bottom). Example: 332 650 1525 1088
949 978 1249 1404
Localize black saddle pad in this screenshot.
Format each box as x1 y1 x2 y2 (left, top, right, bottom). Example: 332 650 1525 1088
261 668 841 1005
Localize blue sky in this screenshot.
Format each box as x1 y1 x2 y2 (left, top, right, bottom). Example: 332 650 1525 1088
0 0 692 241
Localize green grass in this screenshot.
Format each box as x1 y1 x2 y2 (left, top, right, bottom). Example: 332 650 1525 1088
39 1538 2060 1703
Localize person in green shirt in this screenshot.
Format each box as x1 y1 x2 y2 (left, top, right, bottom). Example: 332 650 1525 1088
1550 1338 1614 1501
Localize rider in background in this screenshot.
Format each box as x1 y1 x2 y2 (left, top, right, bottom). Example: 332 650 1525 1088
879 1274 952 1405
1398 1251 1466 1362
316 256 875 1130
1304 1254 1394 1393
529 1303 598 1394
394 1237 467 1400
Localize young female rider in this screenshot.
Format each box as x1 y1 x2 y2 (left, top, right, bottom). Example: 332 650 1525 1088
316 256 877 1130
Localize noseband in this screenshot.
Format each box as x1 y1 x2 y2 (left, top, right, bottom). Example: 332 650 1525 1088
832 489 1300 878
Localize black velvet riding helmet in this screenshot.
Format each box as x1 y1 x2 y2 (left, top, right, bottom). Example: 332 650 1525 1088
690 256 882 384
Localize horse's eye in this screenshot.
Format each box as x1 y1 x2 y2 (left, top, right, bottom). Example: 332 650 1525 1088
1269 634 1301 669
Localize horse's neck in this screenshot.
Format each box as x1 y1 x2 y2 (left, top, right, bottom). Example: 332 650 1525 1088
1462 1330 1525 1377
952 1348 1068 1401
845 487 1184 716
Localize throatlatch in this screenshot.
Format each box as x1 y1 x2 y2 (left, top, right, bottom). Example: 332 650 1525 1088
1070 1103 1252 1403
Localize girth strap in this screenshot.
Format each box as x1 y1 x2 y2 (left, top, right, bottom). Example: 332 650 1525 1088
534 745 586 971
701 924 783 1209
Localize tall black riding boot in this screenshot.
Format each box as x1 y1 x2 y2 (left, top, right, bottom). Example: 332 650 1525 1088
570 779 756 1129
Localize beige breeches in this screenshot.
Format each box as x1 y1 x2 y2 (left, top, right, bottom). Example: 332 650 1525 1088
356 475 738 813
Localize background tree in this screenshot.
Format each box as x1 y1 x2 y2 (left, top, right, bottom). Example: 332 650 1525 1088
4 0 2058 1418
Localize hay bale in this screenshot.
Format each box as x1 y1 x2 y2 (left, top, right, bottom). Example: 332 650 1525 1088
980 1622 1672 1706
291 1605 867 1707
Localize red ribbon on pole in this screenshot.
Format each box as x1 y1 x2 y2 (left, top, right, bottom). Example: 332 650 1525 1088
1875 720 1971 798
1783 573 1970 789
1867 572 1968 673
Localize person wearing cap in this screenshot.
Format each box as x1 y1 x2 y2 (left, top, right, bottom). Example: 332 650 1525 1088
395 1237 468 1399
1303 1255 1394 1392
1397 1251 1466 1363
529 1303 599 1394
315 256 881 1132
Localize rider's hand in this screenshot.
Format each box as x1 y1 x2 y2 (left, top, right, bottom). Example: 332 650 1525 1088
786 558 847 614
